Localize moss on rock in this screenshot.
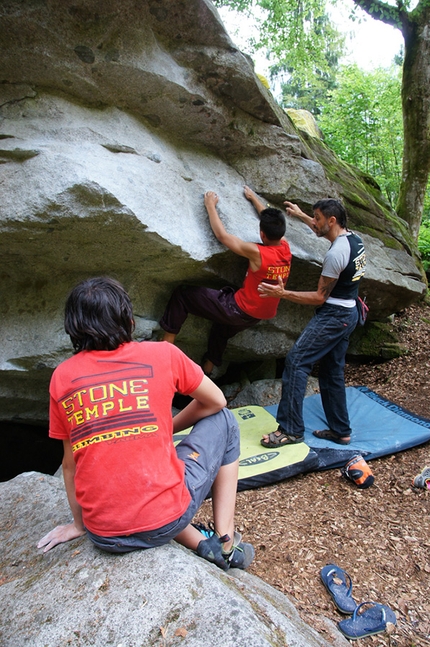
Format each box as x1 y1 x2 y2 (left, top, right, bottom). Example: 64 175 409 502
348 321 408 359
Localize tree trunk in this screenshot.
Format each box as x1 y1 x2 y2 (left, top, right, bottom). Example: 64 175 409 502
353 0 430 240
397 6 430 239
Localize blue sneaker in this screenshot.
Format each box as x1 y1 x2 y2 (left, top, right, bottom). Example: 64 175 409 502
194 523 255 571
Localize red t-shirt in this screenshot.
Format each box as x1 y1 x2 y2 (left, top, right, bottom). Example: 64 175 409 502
49 341 203 537
234 239 292 319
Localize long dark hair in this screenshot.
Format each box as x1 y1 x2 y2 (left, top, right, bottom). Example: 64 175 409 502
65 277 134 352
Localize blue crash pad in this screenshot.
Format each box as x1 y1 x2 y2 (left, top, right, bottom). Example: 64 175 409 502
266 385 430 472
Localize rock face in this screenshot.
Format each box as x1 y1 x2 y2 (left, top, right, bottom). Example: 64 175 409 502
0 0 426 423
0 472 349 647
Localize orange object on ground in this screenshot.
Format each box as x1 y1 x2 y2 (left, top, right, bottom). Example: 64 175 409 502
341 455 374 489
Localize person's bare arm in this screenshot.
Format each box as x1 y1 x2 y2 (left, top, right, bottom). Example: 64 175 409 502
172 375 227 433
257 274 338 306
243 185 266 215
37 440 86 552
284 201 314 230
204 191 261 269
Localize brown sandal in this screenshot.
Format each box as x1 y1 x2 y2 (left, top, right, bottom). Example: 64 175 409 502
261 430 304 448
313 429 351 445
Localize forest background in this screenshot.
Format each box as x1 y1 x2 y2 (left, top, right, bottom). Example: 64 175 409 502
215 0 430 276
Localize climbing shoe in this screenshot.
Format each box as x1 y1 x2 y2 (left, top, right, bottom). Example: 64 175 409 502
194 522 255 571
412 466 430 489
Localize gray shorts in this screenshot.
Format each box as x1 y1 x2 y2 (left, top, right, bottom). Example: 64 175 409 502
87 408 240 553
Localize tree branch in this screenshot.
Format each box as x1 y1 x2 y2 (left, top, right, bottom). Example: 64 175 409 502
351 0 405 30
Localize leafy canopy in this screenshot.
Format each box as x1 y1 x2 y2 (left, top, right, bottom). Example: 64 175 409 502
214 0 345 84
317 64 403 207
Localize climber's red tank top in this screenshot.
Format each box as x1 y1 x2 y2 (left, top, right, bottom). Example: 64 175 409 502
234 239 292 319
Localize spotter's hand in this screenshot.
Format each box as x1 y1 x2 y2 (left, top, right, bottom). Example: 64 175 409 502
258 276 285 298
284 201 303 218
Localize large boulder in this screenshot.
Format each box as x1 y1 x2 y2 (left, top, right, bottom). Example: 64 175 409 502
0 472 349 647
0 0 426 422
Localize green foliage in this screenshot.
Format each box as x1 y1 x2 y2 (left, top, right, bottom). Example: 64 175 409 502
418 222 430 272
276 13 343 114
423 181 430 222
419 184 430 272
215 0 345 86
317 64 403 207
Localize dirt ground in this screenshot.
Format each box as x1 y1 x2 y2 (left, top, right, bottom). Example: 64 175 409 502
198 300 430 646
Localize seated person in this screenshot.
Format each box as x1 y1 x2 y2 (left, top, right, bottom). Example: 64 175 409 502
38 276 254 571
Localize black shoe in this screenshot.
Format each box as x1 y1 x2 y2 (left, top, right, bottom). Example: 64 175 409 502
195 524 255 570
313 429 351 445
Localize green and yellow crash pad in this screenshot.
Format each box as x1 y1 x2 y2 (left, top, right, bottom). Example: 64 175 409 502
174 405 319 491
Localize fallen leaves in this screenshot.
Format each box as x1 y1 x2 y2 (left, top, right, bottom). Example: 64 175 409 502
195 301 430 647
159 625 188 642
